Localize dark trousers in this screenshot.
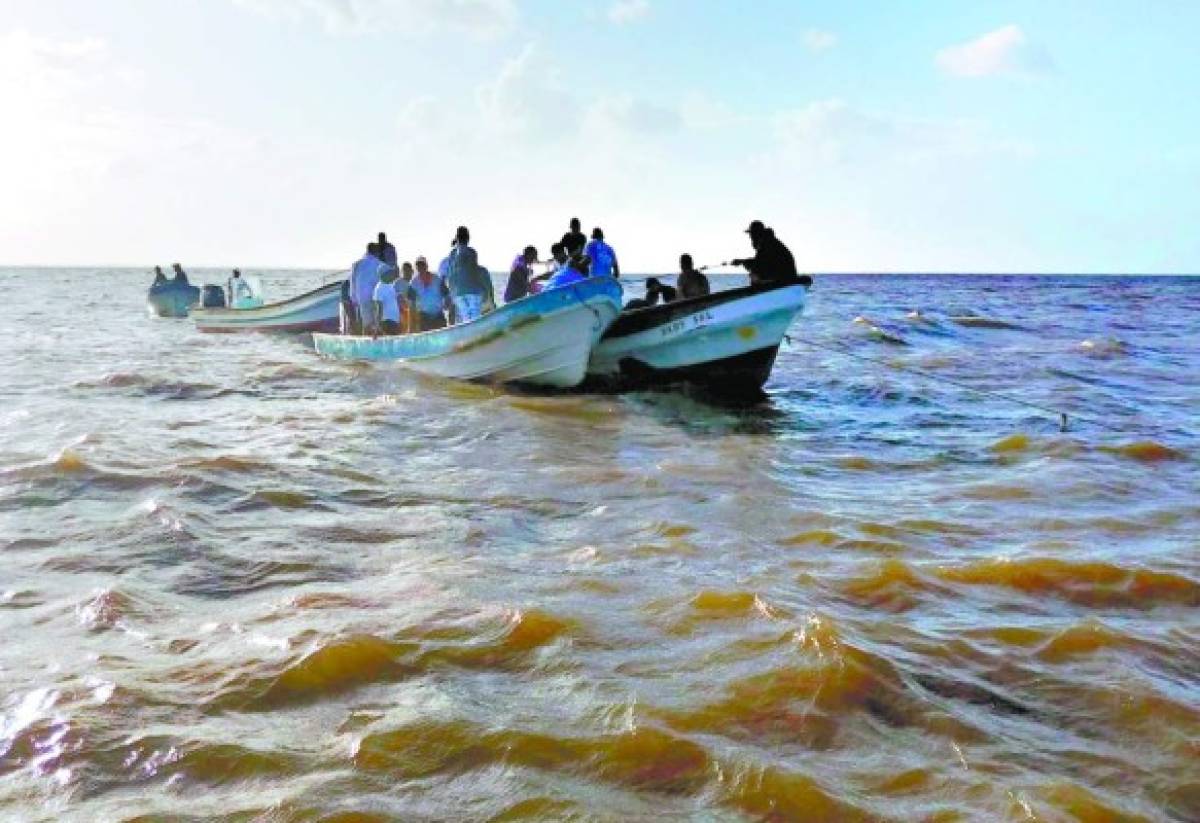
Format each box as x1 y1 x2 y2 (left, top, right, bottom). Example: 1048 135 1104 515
416 312 447 332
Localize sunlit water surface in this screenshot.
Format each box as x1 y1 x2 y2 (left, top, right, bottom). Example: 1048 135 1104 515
1 269 1197 822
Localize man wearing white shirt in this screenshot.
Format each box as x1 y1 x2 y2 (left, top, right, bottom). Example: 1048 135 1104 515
372 269 403 335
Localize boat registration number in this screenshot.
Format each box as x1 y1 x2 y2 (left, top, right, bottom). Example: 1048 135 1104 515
659 310 714 339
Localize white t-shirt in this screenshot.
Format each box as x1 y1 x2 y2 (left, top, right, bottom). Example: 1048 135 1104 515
373 281 401 322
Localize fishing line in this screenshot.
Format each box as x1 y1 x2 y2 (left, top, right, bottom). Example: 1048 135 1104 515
782 334 1149 435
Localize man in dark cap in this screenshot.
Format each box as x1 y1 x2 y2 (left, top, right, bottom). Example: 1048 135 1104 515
731 220 802 286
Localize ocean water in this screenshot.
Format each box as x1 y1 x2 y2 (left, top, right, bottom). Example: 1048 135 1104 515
0 268 1197 822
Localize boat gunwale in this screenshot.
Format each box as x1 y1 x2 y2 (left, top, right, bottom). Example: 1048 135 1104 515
603 278 809 339
313 277 622 359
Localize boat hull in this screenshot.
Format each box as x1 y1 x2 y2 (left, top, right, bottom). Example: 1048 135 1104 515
587 282 808 396
312 278 623 389
146 283 200 318
191 281 342 333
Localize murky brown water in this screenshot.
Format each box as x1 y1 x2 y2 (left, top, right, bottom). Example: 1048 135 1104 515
1 270 1197 821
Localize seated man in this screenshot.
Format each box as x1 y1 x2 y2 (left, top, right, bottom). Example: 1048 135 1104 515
152 266 167 285
676 254 710 299
372 268 403 335
545 253 590 289
623 277 676 310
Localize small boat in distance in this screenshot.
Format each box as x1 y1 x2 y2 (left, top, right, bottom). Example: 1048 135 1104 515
192 280 342 333
313 278 623 389
146 280 200 318
586 279 809 397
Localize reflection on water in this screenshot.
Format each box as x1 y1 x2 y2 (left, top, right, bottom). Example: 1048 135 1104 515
1 269 1198 820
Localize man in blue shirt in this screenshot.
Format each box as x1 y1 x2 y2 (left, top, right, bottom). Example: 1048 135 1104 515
546 253 590 289
350 242 385 334
584 227 620 279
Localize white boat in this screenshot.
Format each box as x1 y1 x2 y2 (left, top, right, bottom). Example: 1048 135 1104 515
192 281 342 334
312 277 623 389
587 280 809 396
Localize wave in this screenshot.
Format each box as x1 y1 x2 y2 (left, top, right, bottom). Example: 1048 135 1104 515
937 557 1200 608
1077 337 1128 358
842 557 1200 610
354 719 870 819
204 609 578 711
851 315 908 346
1100 441 1186 463
949 315 1024 330
75 371 252 400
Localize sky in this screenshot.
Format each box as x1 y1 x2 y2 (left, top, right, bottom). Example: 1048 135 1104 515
0 0 1197 272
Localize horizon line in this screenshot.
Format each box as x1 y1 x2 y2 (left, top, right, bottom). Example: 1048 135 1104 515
0 265 1197 277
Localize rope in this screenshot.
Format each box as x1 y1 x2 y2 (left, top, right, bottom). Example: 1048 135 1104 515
782 334 1152 435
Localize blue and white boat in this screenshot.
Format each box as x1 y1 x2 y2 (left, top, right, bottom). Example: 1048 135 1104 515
587 279 810 396
312 277 623 389
146 280 200 318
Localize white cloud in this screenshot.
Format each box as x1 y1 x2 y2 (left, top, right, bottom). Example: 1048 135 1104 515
475 44 579 139
935 24 1053 78
232 0 517 38
773 97 1034 167
802 28 837 53
608 0 649 25
584 95 680 137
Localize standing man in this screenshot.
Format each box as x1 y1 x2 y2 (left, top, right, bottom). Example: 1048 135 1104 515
445 226 491 324
560 217 587 256
504 246 538 302
731 220 800 286
350 242 384 335
171 263 189 284
377 232 398 268
584 227 620 279
152 266 167 284
228 268 253 305
372 268 403 335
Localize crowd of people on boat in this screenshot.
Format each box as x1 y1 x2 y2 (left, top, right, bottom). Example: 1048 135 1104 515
337 217 800 337
148 217 802 335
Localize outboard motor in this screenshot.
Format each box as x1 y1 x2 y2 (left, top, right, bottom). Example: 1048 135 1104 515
201 284 227 308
